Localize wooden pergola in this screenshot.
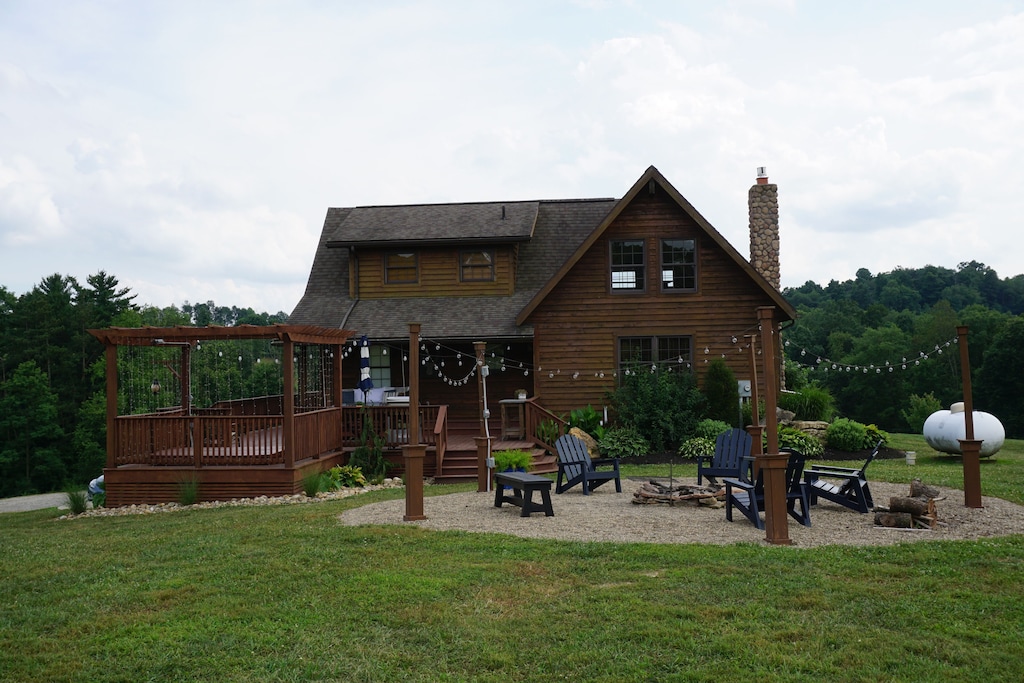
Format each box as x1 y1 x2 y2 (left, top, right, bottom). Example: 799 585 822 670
89 324 356 506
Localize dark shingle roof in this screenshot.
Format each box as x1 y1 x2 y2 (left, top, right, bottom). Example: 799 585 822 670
289 199 616 338
326 201 540 247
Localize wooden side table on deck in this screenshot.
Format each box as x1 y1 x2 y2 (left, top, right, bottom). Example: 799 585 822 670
499 398 527 440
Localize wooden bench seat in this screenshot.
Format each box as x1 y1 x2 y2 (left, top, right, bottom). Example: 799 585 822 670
494 471 554 517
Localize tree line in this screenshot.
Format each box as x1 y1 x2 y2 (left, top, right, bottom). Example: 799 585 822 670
782 261 1024 439
0 272 287 498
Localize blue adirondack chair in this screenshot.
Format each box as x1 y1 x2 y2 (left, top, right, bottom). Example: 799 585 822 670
724 449 812 529
696 428 753 485
803 440 883 513
554 434 622 495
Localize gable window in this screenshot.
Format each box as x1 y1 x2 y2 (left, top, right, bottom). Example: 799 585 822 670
385 252 418 284
610 239 645 291
460 249 495 282
618 335 693 377
661 239 696 291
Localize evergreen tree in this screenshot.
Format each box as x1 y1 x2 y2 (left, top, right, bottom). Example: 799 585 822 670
702 358 739 426
0 361 66 495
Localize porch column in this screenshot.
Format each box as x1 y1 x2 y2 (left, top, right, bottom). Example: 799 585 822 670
331 343 344 409
403 322 426 521
757 306 791 546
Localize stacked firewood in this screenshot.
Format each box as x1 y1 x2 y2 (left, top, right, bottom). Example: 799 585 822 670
632 481 725 507
873 479 942 529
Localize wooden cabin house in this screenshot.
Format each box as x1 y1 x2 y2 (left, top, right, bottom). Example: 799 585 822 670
289 166 796 481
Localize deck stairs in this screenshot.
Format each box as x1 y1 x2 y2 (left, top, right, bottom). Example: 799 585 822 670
434 419 555 484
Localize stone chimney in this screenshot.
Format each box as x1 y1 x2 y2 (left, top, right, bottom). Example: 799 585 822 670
748 167 780 290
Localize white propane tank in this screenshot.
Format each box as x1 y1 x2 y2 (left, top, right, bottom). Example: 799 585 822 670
922 402 1005 457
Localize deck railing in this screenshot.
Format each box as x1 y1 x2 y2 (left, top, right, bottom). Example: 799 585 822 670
111 404 446 469
339 405 442 449
113 414 288 467
524 399 568 452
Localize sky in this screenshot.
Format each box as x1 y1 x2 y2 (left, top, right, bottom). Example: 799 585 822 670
2 0 1023 315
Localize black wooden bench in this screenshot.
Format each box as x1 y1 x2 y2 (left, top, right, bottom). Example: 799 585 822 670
494 471 554 517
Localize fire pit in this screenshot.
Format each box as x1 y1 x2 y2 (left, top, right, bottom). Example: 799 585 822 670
632 480 725 508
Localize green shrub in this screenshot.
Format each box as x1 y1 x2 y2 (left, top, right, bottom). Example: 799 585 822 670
568 405 602 435
701 358 739 426
324 465 366 489
902 392 942 434
864 424 889 449
65 487 88 515
302 471 323 497
826 418 868 452
778 385 836 421
493 449 533 471
349 409 390 484
693 418 731 441
535 419 561 445
607 367 706 453
778 427 824 457
177 474 200 505
677 436 715 460
91 492 105 509
598 427 649 459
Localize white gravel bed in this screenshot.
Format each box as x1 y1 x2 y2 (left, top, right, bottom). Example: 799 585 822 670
340 478 1024 547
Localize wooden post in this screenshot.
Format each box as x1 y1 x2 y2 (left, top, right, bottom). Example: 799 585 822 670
181 344 191 416
745 334 764 459
104 343 118 469
403 323 426 521
757 306 791 545
957 325 983 508
474 341 491 492
331 343 344 409
282 337 295 469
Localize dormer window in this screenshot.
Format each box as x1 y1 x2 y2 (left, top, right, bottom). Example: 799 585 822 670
385 252 418 284
610 239 645 291
460 249 495 282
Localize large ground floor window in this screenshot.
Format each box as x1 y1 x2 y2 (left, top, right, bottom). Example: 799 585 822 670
618 335 693 374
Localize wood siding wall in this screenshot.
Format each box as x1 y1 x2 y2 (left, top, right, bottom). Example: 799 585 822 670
356 246 515 298
526 187 784 418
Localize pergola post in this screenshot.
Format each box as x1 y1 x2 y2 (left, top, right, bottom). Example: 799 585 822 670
282 337 295 470
757 306 791 545
104 343 118 470
403 323 426 521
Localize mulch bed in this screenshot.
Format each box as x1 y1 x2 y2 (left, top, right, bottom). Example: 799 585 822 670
628 446 904 465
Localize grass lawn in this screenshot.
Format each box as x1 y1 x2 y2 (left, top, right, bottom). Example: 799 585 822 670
1 435 1022 682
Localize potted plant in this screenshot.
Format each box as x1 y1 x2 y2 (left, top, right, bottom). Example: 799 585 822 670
493 448 533 489
515 389 528 400
493 448 533 473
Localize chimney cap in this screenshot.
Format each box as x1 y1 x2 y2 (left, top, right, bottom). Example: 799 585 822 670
756 166 769 184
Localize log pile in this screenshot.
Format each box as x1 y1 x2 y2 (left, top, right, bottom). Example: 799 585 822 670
633 480 725 507
874 479 943 529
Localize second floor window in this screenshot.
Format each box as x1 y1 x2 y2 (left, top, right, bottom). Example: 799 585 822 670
610 239 645 291
385 252 418 284
661 239 696 291
460 250 495 282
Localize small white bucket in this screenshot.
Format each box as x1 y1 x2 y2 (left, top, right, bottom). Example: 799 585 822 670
906 451 917 465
